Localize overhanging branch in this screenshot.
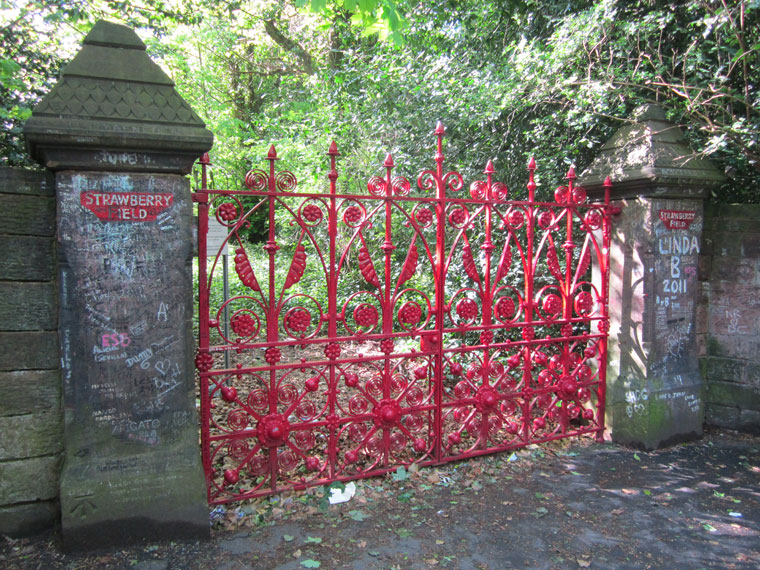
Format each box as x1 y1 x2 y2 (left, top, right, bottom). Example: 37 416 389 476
263 19 314 75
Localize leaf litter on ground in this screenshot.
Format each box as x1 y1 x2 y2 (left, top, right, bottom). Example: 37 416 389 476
208 435 597 533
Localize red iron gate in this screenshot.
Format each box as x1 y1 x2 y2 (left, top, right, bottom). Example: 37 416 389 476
194 126 614 504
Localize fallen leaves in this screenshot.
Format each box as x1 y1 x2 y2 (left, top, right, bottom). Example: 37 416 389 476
348 509 369 521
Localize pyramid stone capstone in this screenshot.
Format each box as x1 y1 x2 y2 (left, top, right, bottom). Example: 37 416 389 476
24 20 212 173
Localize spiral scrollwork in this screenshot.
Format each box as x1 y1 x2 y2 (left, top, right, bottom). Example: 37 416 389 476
470 180 487 200
367 176 387 196
275 170 298 192
443 171 464 193
244 169 268 191
492 181 508 201
416 170 436 193
392 175 411 196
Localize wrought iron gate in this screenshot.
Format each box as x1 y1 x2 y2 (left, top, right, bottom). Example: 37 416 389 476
194 126 614 504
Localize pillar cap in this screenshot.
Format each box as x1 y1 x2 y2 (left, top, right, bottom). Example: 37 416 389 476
580 104 725 199
23 20 213 174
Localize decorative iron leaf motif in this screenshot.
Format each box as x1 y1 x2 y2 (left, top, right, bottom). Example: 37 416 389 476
462 244 482 286
284 244 307 289
234 247 261 291
546 245 563 282
493 242 513 285
358 245 381 288
576 246 591 280
397 241 419 288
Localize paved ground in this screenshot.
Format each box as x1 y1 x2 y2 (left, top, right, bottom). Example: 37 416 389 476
2 428 759 569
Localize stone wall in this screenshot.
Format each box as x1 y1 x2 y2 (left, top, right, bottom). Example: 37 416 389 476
699 203 760 432
0 168 63 536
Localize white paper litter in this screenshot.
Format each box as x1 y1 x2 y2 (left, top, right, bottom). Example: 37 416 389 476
328 481 356 504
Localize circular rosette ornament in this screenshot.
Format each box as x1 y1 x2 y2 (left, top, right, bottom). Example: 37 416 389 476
342 203 364 227
572 185 587 204
324 343 341 360
414 206 434 227
494 294 519 323
554 185 570 205
230 310 259 340
555 184 587 205
397 300 425 328
194 351 214 372
300 202 324 225
353 303 379 332
574 290 595 316
536 208 555 230
584 209 603 230
540 292 563 321
455 298 479 323
379 339 395 354
507 208 525 229
282 295 322 339
216 201 239 225
265 347 282 365
448 206 468 227
285 307 311 334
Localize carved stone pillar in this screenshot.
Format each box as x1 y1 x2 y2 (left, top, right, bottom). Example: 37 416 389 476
24 20 213 548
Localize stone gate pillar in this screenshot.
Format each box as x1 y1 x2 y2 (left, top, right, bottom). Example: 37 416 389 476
24 21 213 548
581 105 724 449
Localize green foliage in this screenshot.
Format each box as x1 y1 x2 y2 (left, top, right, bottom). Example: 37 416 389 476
0 0 201 166
2 0 758 201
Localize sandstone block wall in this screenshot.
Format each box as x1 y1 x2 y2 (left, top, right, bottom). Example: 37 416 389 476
0 168 63 536
699 203 760 432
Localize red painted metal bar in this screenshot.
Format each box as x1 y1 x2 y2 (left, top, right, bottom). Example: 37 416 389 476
327 141 339 478
433 121 446 463
596 176 614 442
193 153 212 499
521 159 537 442
194 128 616 504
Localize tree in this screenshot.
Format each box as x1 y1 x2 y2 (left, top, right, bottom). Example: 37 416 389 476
2 0 758 202
0 0 201 167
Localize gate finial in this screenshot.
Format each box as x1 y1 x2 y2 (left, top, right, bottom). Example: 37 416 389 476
527 157 537 201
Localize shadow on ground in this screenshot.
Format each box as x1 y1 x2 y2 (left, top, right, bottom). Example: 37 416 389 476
3 427 759 569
